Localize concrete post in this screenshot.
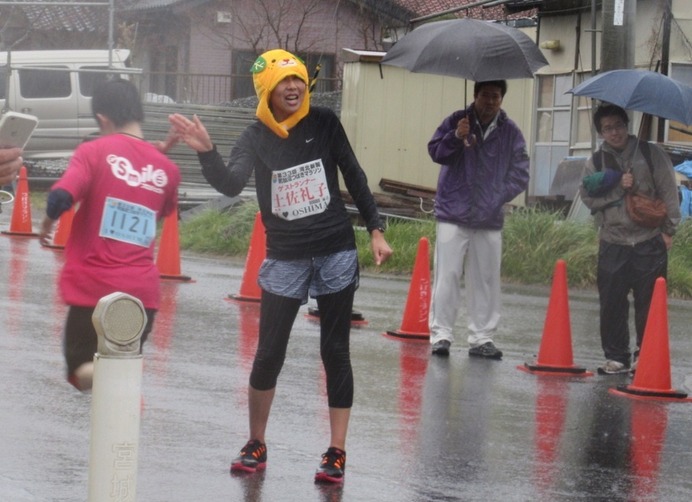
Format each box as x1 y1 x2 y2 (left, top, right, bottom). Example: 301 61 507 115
88 292 147 502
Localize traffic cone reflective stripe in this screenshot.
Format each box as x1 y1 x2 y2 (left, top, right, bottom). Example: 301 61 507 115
228 211 265 303
611 277 691 401
519 260 592 376
385 237 430 340
1 165 38 237
156 207 192 282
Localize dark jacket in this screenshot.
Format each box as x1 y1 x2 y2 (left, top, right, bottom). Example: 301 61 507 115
428 106 530 230
198 106 384 260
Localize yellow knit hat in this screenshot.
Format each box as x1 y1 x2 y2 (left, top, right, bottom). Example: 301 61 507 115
251 49 310 138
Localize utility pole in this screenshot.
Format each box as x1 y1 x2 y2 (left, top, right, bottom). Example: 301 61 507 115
600 0 636 72
658 0 673 142
600 0 637 137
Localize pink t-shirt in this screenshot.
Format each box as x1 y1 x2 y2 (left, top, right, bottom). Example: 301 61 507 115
53 133 181 309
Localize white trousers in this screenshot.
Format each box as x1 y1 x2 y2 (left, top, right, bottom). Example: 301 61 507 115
429 221 502 347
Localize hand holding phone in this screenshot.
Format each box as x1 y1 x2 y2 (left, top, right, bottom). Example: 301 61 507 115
0 111 39 149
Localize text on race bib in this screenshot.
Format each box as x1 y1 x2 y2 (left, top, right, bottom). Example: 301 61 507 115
99 197 157 247
271 159 330 221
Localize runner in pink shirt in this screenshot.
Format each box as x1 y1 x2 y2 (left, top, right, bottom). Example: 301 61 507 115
39 78 181 391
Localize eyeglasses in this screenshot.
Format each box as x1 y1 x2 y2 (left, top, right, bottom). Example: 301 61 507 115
601 122 627 135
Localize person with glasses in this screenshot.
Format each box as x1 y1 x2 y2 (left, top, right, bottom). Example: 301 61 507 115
427 80 530 360
579 104 680 375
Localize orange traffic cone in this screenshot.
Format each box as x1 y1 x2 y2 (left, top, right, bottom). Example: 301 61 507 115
384 237 430 340
610 277 691 401
228 211 265 303
156 208 192 282
42 205 75 249
519 259 593 376
1 165 38 237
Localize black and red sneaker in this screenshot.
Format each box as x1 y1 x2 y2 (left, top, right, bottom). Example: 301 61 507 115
314 447 346 484
230 439 267 474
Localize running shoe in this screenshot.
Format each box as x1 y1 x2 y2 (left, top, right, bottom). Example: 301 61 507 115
314 447 346 484
230 439 267 474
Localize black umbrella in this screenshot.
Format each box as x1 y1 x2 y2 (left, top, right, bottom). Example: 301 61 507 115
380 19 549 81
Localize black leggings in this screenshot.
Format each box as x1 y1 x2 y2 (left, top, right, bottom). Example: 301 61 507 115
249 282 355 408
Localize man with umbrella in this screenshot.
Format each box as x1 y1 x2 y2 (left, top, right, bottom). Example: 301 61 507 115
427 80 530 358
579 103 680 375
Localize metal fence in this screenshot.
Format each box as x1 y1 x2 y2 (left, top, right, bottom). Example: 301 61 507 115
139 71 339 105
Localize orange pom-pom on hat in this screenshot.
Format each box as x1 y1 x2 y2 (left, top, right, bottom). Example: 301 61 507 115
251 49 310 138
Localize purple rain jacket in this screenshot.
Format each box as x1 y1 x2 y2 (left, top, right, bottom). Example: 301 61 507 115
428 106 530 230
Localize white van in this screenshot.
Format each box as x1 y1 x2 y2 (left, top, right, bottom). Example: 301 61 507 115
0 49 135 158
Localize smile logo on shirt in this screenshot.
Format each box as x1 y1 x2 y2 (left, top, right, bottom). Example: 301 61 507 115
108 154 169 193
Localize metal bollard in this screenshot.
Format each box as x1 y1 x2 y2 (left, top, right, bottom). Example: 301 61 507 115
88 292 147 502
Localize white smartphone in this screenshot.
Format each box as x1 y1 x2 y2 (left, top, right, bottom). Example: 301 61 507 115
0 111 39 149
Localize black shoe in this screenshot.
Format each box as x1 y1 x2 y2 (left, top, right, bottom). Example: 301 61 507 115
315 447 346 484
468 342 503 360
230 439 267 474
431 339 451 356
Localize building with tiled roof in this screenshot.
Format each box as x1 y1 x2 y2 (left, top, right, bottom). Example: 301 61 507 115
1 0 539 102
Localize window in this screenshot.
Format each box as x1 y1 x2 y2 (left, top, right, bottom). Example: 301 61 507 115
532 73 574 196
19 67 71 98
231 50 257 99
668 63 692 144
302 53 335 93
79 67 117 97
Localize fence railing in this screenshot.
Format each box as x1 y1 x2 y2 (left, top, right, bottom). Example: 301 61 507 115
138 71 339 105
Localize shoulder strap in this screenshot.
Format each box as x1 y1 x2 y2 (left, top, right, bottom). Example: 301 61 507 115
638 140 654 175
592 149 614 172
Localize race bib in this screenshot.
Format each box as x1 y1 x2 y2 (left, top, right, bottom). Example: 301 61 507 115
271 159 330 221
99 197 157 247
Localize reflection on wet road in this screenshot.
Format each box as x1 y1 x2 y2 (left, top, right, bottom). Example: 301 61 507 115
1 238 691 501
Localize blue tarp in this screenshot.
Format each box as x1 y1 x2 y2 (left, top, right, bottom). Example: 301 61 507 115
674 160 692 219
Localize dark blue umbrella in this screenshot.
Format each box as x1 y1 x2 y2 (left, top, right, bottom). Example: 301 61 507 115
381 19 548 81
568 69 692 126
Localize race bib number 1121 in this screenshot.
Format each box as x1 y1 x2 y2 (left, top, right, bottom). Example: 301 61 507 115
99 197 157 247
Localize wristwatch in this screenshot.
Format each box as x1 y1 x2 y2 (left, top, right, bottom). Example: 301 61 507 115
371 225 386 234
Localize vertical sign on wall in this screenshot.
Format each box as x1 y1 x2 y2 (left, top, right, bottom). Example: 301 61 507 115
613 0 625 26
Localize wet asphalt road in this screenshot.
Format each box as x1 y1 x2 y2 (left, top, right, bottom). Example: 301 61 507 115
1 212 692 501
